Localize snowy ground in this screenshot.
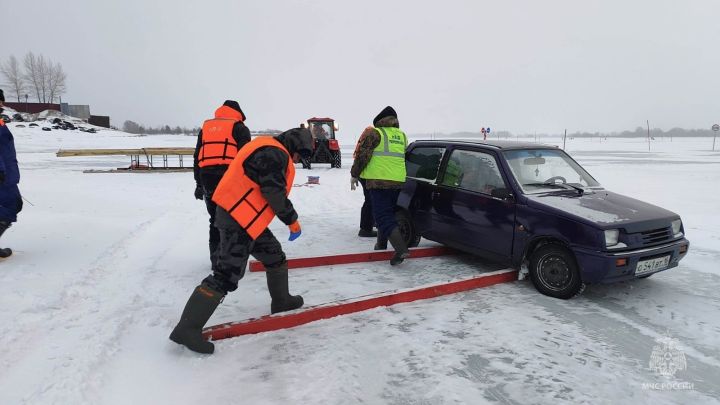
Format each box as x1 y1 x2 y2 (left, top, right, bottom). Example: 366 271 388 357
1 126 719 404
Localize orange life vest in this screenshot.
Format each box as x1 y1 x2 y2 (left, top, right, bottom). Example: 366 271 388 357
212 137 295 239
198 105 245 167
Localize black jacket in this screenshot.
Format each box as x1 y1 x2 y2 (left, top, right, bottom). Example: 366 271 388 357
193 122 251 186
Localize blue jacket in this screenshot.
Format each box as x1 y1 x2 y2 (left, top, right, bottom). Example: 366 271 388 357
0 122 20 186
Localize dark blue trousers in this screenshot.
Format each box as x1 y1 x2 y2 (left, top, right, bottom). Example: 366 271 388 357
0 184 21 223
369 188 400 239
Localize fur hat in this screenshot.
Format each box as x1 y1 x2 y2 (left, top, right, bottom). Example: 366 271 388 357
373 106 397 127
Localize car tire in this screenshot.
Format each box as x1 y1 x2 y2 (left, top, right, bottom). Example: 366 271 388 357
331 151 342 168
396 210 420 248
529 244 584 299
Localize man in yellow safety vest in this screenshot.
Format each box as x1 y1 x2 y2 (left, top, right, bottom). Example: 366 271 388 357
350 106 409 265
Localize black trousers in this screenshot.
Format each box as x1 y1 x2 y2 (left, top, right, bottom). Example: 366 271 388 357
359 178 374 231
199 168 226 269
202 208 287 294
203 191 220 269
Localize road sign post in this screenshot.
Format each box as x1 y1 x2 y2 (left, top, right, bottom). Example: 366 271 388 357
712 124 719 151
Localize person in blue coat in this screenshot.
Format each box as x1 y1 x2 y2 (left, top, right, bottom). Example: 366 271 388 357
0 89 22 258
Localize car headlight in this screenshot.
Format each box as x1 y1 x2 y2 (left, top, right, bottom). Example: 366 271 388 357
605 229 620 247
671 219 682 236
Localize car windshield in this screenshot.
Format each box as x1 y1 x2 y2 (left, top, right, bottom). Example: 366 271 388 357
503 149 600 194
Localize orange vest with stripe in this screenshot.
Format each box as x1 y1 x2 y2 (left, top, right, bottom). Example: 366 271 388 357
198 105 245 167
212 137 295 239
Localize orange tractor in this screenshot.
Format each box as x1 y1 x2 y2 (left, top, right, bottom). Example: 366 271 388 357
304 117 341 169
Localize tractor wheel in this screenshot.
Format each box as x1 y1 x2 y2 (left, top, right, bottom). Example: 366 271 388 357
331 151 342 168
529 244 584 299
396 210 420 248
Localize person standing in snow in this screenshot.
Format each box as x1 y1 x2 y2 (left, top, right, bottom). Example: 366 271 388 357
193 100 251 270
350 106 409 265
171 128 314 354
0 89 22 258
352 129 377 238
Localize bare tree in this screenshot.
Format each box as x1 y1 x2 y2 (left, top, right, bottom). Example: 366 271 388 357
37 54 48 103
123 120 142 134
47 62 67 103
23 52 43 102
0 55 25 102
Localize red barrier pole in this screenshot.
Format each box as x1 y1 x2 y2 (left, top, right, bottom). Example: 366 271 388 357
249 246 454 272
203 269 518 341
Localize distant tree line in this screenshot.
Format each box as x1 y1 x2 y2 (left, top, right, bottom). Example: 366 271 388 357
122 120 199 135
420 127 720 139
0 52 67 103
569 127 717 138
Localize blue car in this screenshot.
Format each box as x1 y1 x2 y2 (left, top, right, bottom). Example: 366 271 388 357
396 140 690 299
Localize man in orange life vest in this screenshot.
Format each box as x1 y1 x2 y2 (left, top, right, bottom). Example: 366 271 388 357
171 127 314 354
193 100 251 270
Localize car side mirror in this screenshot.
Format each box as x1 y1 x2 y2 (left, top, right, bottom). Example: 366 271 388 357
491 187 513 200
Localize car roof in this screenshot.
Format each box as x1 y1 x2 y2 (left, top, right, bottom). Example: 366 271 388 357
410 139 559 151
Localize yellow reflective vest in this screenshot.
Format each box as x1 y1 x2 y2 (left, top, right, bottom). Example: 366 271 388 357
360 127 407 182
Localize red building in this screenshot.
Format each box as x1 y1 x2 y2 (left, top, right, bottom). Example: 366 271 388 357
3 102 61 114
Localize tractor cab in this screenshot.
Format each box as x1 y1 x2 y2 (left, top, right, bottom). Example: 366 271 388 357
305 117 342 168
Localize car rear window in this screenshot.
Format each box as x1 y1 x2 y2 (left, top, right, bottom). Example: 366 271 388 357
406 147 446 181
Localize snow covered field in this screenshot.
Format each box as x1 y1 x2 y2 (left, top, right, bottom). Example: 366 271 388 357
1 125 719 404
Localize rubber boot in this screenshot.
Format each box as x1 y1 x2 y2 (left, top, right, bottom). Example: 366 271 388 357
388 227 410 266
266 265 304 314
374 232 388 251
0 221 11 258
169 284 224 354
358 229 378 238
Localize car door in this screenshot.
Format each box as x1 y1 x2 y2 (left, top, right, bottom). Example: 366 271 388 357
404 145 447 241
433 148 516 262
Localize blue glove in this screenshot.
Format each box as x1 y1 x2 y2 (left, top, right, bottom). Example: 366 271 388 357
288 221 302 241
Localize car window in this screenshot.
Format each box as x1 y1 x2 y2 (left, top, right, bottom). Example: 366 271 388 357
503 149 600 194
440 149 505 194
406 147 446 181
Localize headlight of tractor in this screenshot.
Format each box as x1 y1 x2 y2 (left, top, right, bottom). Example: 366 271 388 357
605 229 620 247
671 219 683 237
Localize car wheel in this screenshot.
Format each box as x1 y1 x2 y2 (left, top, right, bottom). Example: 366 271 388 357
529 244 584 299
396 210 420 248
332 151 342 168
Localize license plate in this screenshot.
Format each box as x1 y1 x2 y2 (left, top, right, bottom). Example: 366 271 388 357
635 255 671 276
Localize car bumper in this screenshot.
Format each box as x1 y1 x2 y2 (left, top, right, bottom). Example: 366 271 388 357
573 238 690 284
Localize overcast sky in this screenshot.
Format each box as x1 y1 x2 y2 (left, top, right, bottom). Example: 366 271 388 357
4 0 720 138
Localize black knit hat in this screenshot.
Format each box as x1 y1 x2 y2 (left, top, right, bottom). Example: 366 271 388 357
373 106 397 127
223 100 245 120
0 89 4 103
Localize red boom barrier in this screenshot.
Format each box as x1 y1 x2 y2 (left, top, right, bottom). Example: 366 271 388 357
203 269 518 341
249 246 453 272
